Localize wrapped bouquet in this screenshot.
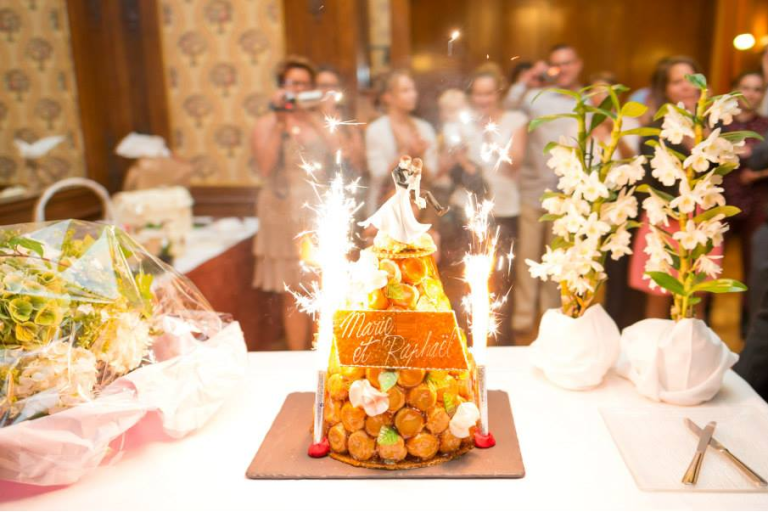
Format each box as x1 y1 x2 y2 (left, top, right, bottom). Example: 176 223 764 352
0 220 246 484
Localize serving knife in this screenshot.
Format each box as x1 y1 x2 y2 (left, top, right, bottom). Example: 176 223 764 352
685 418 767 487
682 420 716 485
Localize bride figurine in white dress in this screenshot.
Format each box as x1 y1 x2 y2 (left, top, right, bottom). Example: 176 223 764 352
360 156 447 244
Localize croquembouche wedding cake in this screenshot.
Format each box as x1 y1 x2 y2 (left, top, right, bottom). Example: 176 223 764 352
313 156 481 469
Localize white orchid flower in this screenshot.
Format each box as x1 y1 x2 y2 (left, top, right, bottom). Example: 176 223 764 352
651 142 684 187
606 155 646 189
669 179 701 214
673 220 708 250
706 94 740 127
642 193 670 227
661 103 695 144
694 253 723 279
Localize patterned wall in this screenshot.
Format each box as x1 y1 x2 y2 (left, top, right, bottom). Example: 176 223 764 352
0 0 85 192
159 0 285 184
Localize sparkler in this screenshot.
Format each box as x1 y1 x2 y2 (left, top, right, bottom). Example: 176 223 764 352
463 195 501 449
286 170 359 457
448 29 460 56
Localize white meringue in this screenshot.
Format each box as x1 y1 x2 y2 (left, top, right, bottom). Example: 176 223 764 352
348 379 390 417
449 402 480 438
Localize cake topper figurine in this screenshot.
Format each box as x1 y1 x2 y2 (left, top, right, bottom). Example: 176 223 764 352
360 156 448 244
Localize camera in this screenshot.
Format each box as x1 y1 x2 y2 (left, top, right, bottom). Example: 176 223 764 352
538 66 561 84
270 90 326 112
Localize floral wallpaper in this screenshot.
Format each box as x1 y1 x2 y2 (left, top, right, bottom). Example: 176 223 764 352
159 0 285 184
0 0 85 192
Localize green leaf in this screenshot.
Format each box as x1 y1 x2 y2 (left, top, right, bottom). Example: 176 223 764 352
589 95 614 133
713 163 738 177
34 303 60 326
685 73 707 90
533 87 581 102
620 127 661 137
539 213 563 222
691 278 747 294
549 236 571 250
528 113 579 132
540 190 564 200
8 298 33 323
720 130 764 143
637 184 674 203
585 105 616 120
9 236 44 258
542 141 561 155
621 101 648 118
653 103 669 121
647 272 686 296
15 322 38 343
135 272 154 301
378 371 398 392
693 206 741 223
377 425 400 446
626 220 642 229
385 282 405 301
443 392 457 415
644 139 659 148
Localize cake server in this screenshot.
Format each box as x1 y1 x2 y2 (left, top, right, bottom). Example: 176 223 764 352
682 420 716 485
685 418 767 487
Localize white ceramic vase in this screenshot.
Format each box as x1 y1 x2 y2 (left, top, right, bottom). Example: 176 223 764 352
616 318 738 405
530 304 621 390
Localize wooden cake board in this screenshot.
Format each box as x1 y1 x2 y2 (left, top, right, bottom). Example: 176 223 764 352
246 390 525 479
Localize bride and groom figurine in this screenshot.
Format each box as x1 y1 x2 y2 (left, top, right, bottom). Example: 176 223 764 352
361 155 448 244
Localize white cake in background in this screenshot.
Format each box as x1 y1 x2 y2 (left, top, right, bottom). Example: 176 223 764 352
112 186 193 258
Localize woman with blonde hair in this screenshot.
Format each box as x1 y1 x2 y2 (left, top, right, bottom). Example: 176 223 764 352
462 62 528 344
365 70 438 216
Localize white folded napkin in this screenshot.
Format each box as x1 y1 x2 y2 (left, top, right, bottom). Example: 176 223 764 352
616 318 738 405
14 135 65 159
115 132 171 159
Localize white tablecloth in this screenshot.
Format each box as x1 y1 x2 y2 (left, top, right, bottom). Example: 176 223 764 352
173 217 259 275
1 348 767 511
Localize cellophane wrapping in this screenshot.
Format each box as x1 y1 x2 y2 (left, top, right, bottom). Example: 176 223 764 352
0 220 247 485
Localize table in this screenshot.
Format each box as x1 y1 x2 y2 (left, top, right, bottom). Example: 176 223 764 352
174 217 259 275
174 218 283 351
1 348 767 511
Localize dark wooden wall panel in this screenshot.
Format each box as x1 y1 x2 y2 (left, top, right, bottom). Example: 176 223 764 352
67 0 170 194
409 0 718 123
283 0 370 93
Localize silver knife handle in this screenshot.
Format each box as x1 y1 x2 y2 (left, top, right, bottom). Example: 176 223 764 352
721 449 768 487
683 451 704 485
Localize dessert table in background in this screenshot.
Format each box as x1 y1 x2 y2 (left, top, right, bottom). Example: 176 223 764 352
1 348 767 511
174 217 259 275
174 217 283 351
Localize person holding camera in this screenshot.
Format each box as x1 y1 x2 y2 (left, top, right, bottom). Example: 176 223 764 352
251 55 338 351
512 44 583 334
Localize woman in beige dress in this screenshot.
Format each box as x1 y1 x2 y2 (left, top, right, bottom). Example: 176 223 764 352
252 56 338 350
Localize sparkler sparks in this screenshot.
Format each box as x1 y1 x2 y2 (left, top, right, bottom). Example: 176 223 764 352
285 173 361 369
463 196 500 366
299 155 323 178
324 114 364 134
480 138 514 173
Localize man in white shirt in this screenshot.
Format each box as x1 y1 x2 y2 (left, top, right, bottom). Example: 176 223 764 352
511 44 583 333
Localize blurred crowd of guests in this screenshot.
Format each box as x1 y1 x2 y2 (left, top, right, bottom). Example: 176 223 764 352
249 45 768 375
